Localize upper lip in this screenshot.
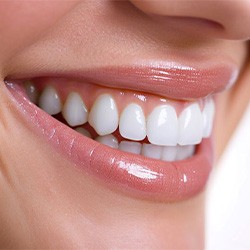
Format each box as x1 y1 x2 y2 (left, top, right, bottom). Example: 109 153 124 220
68 64 238 100
7 63 238 101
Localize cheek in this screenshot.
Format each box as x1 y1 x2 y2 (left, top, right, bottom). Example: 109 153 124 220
0 1 80 64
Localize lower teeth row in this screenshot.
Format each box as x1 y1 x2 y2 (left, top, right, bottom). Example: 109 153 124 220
76 128 195 162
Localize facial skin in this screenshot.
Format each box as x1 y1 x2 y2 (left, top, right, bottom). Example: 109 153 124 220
0 1 249 248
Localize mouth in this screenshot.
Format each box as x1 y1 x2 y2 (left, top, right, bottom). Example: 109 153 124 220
5 64 236 202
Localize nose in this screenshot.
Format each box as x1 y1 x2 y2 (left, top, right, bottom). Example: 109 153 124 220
130 0 250 40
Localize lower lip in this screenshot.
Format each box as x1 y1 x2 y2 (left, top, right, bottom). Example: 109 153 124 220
6 82 214 202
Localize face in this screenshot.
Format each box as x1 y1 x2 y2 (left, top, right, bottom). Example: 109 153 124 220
0 0 249 248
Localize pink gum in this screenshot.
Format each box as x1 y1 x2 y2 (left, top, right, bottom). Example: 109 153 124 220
31 77 206 116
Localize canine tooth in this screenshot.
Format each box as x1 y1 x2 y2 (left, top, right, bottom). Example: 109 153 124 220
141 144 162 160
176 145 195 161
38 86 62 115
202 99 215 138
178 103 203 146
119 104 146 141
161 146 177 162
119 141 142 154
25 81 38 103
95 134 118 149
88 94 119 136
75 127 92 138
147 105 178 146
62 92 88 127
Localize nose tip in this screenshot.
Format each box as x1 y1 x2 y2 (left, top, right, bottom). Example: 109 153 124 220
130 0 250 40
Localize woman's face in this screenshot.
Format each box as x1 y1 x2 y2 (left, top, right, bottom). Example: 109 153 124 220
0 1 249 248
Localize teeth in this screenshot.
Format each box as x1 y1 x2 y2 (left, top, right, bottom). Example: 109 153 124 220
75 127 92 138
161 146 177 162
147 105 178 146
119 104 146 141
176 145 195 161
119 141 142 154
142 143 162 160
178 103 203 146
202 99 215 138
31 81 214 161
38 86 62 115
95 134 119 148
88 94 119 136
62 92 88 127
25 81 39 104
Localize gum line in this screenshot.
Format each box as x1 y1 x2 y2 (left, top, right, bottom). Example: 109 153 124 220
27 77 205 116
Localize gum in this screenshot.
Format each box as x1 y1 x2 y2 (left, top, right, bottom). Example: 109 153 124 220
26 77 206 117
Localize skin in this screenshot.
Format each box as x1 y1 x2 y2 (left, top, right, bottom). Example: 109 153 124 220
0 0 250 248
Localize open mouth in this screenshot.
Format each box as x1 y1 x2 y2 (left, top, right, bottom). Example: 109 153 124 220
5 64 236 202
25 77 214 162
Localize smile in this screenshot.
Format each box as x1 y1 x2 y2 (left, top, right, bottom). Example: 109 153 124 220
5 64 237 202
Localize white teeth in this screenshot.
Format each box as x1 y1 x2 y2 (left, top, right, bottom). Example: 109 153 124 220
75 127 92 138
62 92 88 127
142 143 162 160
119 141 142 154
119 103 146 141
176 145 195 161
178 103 203 146
161 146 177 162
88 94 119 136
25 81 38 104
38 86 62 115
95 134 119 149
147 105 178 146
202 99 215 138
34 82 214 160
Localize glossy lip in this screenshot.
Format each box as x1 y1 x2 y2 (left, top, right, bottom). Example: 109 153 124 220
8 63 239 100
71 64 238 100
6 81 214 202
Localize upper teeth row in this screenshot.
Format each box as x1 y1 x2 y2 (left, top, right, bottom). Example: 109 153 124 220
30 85 215 146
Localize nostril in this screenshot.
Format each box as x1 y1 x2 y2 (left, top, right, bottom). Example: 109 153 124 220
130 0 246 39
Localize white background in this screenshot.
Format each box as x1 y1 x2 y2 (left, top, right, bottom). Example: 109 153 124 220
206 104 250 250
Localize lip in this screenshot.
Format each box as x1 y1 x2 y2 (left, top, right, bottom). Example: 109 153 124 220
7 62 238 100
6 80 214 202
70 64 238 100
